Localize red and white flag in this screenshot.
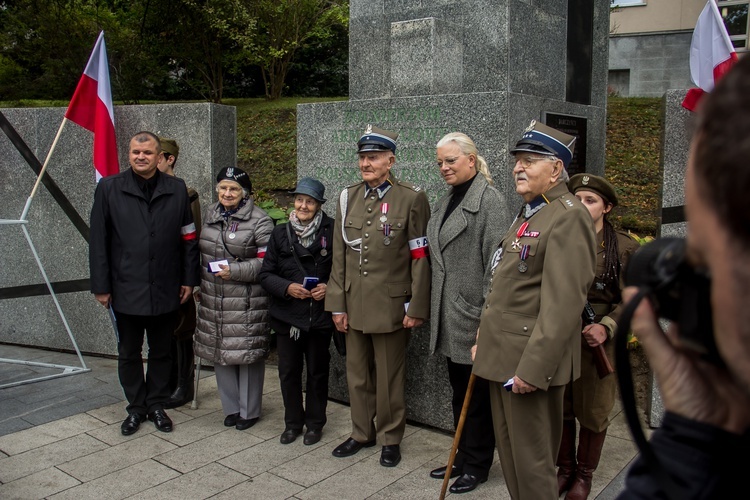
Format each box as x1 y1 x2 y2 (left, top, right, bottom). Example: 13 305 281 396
682 0 738 111
64 31 119 180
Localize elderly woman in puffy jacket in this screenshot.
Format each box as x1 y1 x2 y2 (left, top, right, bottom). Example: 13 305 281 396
194 167 274 430
259 177 334 446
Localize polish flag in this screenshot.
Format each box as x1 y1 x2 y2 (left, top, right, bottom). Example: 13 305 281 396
682 0 738 112
64 31 119 180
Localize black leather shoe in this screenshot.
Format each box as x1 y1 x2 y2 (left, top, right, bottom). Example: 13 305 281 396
224 413 240 427
121 413 144 436
147 409 173 433
303 429 322 445
380 445 401 467
429 464 462 480
235 417 258 430
449 473 487 494
280 427 302 444
332 437 376 457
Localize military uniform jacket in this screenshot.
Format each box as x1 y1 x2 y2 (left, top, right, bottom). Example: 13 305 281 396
589 229 641 338
472 182 596 390
325 174 431 333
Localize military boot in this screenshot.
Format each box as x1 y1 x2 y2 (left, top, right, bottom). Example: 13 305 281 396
557 418 577 496
164 338 194 409
566 427 607 500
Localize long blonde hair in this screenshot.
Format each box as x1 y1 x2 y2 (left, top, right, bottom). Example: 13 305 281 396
436 132 493 186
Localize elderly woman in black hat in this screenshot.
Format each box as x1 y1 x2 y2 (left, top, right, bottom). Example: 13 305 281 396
194 167 274 430
556 173 640 500
259 177 334 445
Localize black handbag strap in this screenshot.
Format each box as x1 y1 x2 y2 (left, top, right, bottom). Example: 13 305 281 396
286 222 307 275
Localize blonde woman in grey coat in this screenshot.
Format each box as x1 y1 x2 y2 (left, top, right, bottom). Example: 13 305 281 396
195 167 274 430
426 133 510 494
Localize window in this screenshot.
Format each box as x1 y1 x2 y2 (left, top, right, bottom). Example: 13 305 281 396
718 0 749 50
611 0 646 6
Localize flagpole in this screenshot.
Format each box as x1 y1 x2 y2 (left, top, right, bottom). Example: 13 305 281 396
20 117 69 221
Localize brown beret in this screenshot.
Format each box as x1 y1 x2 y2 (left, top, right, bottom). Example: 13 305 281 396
569 173 618 207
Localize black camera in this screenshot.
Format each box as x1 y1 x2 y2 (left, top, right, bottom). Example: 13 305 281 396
623 237 722 366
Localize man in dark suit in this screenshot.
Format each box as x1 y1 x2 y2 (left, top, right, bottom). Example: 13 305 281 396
326 124 431 467
472 121 596 499
89 131 200 436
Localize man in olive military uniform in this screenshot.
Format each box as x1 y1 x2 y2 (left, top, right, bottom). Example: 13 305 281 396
471 121 596 499
559 173 641 500
156 138 202 409
326 125 431 468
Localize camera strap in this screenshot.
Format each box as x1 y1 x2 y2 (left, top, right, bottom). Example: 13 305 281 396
286 222 309 277
616 288 686 500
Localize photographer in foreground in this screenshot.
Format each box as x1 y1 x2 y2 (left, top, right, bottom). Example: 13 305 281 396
618 56 750 499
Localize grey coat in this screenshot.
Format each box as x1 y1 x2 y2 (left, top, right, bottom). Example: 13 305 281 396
194 198 274 366
427 175 509 364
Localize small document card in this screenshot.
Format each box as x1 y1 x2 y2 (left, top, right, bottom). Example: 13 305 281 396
303 277 320 290
209 259 229 273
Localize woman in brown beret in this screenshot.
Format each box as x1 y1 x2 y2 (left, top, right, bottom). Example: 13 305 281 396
557 173 641 500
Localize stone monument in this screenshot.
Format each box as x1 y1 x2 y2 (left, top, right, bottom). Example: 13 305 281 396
297 0 612 430
0 104 235 357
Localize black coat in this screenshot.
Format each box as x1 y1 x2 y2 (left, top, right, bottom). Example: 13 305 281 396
259 214 334 333
89 169 200 316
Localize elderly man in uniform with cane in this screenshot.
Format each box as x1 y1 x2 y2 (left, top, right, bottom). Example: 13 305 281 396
470 121 596 499
326 124 431 468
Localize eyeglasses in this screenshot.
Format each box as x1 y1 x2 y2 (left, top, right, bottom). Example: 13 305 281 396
514 155 555 168
436 154 466 168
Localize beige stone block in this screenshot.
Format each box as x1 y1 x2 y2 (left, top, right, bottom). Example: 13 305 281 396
0 413 106 456
212 471 304 499
48 459 180 500
271 439 380 489
57 434 177 482
0 467 80 500
220 435 319 477
129 462 248 500
0 434 109 483
294 453 407 499
154 427 263 473
87 402 129 425
153 411 228 447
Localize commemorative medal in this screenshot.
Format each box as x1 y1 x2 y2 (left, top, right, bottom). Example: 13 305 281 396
511 221 529 251
228 221 238 239
228 233 236 239
380 202 389 223
320 236 328 256
383 222 392 245
518 244 530 273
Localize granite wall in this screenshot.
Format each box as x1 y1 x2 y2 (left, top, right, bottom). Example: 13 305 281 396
300 0 613 431
0 104 236 357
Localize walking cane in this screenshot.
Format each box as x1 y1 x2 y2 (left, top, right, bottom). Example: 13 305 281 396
439 372 477 500
190 356 201 410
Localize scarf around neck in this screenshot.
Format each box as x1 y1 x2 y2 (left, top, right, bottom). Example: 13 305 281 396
289 209 323 247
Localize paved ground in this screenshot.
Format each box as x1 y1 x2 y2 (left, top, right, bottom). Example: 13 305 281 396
0 344 643 499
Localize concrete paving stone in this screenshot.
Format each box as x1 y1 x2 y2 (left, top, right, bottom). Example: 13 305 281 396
395 428 454 471
47 459 181 500
0 412 106 455
13 373 107 404
0 433 109 483
154 426 264 474
0 412 34 437
86 401 131 425
0 449 7 458
153 410 228 447
368 464 454 500
295 453 408 500
271 437 381 488
212 471 305 500
219 433 323 477
0 466 80 500
22 393 121 426
129 462 248 500
57 433 177 482
85 417 157 447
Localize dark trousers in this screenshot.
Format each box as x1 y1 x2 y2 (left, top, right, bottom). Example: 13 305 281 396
447 358 496 479
276 325 332 431
114 310 177 415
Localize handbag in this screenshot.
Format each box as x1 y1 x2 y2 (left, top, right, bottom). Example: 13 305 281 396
285 223 346 356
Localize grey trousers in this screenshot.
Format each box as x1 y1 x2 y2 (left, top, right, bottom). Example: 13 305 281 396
214 362 265 419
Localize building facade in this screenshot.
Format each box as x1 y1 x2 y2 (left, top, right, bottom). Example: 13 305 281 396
608 0 748 97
